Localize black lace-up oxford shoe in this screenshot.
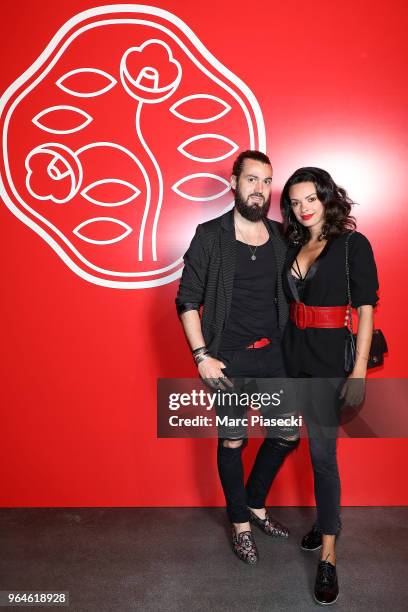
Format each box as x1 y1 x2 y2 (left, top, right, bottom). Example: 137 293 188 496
314 560 339 605
301 524 323 551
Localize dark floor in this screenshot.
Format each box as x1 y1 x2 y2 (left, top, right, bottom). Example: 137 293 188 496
0 507 407 611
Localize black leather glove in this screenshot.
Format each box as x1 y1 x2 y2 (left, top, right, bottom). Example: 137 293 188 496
339 377 366 407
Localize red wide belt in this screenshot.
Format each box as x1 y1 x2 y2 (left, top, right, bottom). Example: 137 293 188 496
290 302 348 330
246 337 271 349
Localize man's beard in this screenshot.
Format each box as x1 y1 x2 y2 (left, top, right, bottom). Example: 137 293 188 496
234 187 271 222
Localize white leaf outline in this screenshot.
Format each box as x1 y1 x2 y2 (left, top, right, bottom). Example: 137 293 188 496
56 68 117 97
72 217 132 245
177 133 239 163
170 93 231 123
81 179 141 207
172 173 230 202
32 105 92 134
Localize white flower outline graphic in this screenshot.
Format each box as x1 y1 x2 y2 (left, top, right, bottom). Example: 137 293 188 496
120 39 182 104
25 143 83 204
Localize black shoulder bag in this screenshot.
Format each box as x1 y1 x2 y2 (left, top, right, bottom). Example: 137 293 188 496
344 232 388 374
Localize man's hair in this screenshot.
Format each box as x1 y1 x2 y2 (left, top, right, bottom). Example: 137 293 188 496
232 150 271 179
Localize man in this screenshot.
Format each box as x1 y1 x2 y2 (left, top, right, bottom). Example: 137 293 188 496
176 150 299 564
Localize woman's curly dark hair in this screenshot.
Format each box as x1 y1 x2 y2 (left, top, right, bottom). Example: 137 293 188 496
280 167 356 244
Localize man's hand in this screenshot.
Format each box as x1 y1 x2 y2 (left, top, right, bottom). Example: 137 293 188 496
197 357 233 390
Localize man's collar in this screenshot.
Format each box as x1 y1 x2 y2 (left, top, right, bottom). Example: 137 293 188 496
220 208 235 231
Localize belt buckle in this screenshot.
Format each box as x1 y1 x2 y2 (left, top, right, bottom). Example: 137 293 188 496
295 302 307 330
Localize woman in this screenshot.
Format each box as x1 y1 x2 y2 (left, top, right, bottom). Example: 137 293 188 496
280 167 379 605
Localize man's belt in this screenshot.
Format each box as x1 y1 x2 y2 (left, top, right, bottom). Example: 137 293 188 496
246 337 271 349
290 302 348 330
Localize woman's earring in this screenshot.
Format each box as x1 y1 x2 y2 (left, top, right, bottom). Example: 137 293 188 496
320 221 328 240
290 212 301 243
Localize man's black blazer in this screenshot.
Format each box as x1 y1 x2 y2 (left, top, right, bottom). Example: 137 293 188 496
175 209 289 357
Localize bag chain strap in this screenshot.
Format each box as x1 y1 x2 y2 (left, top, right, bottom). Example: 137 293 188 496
345 231 355 335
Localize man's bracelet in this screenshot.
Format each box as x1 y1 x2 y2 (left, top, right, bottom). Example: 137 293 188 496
192 346 207 356
195 352 210 365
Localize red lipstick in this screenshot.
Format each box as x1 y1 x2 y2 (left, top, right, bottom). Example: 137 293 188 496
301 213 314 220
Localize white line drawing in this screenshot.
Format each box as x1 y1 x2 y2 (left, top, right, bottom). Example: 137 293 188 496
1 6 265 288
172 173 231 202
135 101 162 261
75 141 150 261
120 39 182 104
120 39 183 260
0 9 264 149
177 133 238 163
56 67 117 97
19 140 155 274
73 216 132 244
25 142 83 203
170 93 231 123
81 178 141 207
32 105 92 134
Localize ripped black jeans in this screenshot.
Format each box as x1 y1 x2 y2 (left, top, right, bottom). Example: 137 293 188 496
216 342 299 524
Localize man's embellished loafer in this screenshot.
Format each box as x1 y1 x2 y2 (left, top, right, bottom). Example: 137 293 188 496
231 528 258 564
314 560 339 605
301 524 323 551
248 508 289 537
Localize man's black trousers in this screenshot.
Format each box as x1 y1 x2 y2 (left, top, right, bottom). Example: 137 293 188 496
216 342 299 523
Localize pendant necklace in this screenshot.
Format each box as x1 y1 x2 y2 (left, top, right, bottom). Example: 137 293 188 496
235 221 262 261
249 247 257 261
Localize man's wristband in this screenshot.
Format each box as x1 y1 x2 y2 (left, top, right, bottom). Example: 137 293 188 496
192 346 207 356
195 352 210 365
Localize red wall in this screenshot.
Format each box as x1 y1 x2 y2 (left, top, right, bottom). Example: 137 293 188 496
0 0 407 507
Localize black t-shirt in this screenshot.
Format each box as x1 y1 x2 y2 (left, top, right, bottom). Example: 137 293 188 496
219 238 280 351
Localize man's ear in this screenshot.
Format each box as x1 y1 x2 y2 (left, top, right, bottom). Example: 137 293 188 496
230 174 237 190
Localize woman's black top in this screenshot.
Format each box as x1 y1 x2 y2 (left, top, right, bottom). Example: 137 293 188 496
282 231 379 377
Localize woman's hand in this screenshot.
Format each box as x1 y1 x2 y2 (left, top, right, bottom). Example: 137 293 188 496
340 305 373 406
339 372 366 406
